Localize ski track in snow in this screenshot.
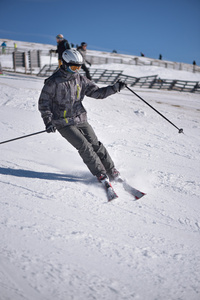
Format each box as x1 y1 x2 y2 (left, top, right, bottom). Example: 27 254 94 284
0 65 200 300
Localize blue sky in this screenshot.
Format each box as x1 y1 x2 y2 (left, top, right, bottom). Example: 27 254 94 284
0 0 199 65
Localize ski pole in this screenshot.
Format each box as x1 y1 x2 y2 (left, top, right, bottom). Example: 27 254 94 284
125 85 184 134
0 130 47 145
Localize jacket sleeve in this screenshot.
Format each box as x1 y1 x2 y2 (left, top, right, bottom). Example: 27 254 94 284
84 79 117 99
64 40 71 50
38 80 56 126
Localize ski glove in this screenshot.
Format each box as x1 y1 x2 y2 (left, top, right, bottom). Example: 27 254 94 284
113 79 126 92
46 122 56 133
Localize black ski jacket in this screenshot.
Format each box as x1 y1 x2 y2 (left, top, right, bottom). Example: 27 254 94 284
56 39 71 60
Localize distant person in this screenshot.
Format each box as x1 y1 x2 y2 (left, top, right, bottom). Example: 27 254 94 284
140 52 145 57
50 34 71 67
14 42 17 51
1 41 7 54
193 60 196 73
77 42 92 80
159 54 162 60
112 50 117 53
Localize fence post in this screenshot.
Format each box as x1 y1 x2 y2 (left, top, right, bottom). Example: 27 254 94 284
24 52 27 74
169 80 177 90
13 51 16 72
37 50 41 68
28 51 32 74
135 57 138 65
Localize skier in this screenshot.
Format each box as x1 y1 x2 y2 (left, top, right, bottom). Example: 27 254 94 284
1 41 7 54
50 34 71 67
38 49 125 184
77 42 92 80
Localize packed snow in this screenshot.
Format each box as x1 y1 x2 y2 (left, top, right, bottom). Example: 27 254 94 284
0 42 200 300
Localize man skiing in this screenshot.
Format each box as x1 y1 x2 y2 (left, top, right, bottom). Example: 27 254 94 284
1 41 7 54
77 42 92 80
50 34 71 67
38 49 125 184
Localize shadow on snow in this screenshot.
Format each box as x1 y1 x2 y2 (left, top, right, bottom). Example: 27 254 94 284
0 167 92 183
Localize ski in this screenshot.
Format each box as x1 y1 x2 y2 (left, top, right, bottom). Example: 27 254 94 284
100 177 118 201
114 177 146 200
99 174 145 201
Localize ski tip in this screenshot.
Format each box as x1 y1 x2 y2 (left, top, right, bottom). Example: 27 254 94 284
108 196 118 202
135 193 146 200
108 195 118 202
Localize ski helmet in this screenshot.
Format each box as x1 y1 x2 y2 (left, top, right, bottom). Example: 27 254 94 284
62 49 83 66
56 34 64 40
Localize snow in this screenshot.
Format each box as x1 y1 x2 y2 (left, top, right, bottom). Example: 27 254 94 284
93 62 200 81
0 42 200 300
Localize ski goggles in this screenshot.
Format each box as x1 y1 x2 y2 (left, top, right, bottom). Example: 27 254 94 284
70 65 81 72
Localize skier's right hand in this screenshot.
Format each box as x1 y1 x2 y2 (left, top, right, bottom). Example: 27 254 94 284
113 79 126 92
46 122 56 133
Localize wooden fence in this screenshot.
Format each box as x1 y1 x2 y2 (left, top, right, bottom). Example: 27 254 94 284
1 45 200 74
146 78 200 93
86 54 200 73
37 64 200 93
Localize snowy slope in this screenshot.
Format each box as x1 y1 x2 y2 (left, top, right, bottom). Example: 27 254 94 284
0 65 200 300
1 38 200 82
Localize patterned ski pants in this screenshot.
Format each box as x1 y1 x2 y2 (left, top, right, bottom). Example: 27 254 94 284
58 122 114 176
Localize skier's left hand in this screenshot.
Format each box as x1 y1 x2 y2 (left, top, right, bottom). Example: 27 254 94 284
113 79 126 92
46 122 56 133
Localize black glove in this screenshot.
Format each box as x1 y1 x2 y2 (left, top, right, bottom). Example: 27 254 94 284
113 79 126 92
46 122 56 133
